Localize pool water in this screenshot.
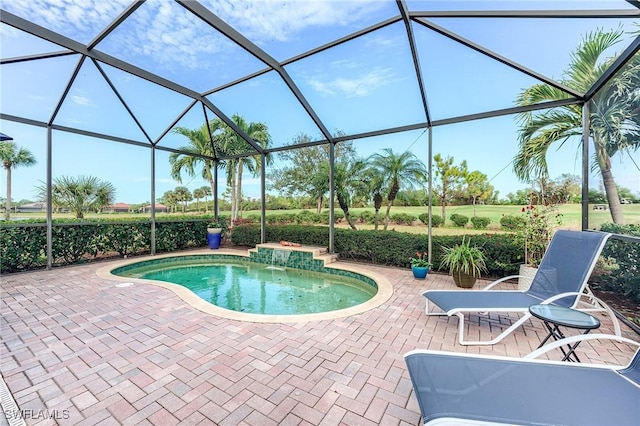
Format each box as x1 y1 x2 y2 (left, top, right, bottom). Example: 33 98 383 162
119 261 376 315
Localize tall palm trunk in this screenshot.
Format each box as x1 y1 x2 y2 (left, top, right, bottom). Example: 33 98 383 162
337 195 357 230
229 169 237 222
383 180 399 230
373 193 382 230
595 139 624 224
207 179 215 215
235 159 244 221
4 166 11 221
383 200 395 231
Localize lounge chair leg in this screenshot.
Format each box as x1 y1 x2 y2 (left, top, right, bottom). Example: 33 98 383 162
577 293 622 337
425 298 446 316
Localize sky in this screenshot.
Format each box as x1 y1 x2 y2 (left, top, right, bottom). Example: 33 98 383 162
0 0 639 205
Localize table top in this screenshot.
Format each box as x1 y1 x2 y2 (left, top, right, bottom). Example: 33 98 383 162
529 304 600 329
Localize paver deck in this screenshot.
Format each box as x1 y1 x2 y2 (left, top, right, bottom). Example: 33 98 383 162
1 249 637 425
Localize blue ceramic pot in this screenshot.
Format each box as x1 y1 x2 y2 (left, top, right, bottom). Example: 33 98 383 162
412 266 429 279
207 232 222 249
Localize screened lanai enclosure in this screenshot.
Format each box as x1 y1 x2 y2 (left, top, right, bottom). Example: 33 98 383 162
1 1 639 268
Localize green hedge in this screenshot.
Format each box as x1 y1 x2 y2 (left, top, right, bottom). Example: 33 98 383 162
1 224 48 271
0 216 227 273
230 224 521 276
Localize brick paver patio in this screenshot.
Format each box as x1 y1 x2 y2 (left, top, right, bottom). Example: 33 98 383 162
1 251 637 425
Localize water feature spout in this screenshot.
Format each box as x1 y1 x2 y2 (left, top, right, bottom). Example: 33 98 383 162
268 249 290 270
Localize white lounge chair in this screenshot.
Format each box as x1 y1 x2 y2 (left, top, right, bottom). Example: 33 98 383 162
423 230 618 345
404 334 640 426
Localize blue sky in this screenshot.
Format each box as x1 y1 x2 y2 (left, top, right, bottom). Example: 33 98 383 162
1 0 638 205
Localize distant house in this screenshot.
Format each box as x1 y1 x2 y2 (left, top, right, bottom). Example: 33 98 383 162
143 203 169 213
107 202 131 213
17 202 45 213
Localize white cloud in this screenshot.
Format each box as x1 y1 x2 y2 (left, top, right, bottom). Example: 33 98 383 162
103 0 233 71
2 0 390 73
27 94 48 102
307 66 396 98
204 0 387 43
2 0 131 39
71 95 91 106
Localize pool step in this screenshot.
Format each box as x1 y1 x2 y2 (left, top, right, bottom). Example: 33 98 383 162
316 253 338 265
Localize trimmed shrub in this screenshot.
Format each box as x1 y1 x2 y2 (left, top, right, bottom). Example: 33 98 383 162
230 224 521 276
419 213 443 227
319 210 344 224
232 217 255 226
500 214 525 230
390 213 417 225
296 210 321 224
450 213 469 227
470 216 491 229
266 213 296 225
359 210 375 224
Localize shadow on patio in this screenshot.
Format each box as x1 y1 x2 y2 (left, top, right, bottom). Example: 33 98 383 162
1 252 637 425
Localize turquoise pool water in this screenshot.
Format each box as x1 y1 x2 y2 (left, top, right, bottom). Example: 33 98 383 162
114 259 377 315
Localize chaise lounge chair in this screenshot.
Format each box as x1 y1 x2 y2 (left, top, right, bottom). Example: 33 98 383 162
423 230 618 345
404 334 640 426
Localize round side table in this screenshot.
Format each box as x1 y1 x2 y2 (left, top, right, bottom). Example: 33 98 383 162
529 304 600 362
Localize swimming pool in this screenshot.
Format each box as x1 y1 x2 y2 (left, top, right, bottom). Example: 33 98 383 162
114 260 376 315
105 247 392 322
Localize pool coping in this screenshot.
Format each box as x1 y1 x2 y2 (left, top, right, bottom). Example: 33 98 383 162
96 248 393 323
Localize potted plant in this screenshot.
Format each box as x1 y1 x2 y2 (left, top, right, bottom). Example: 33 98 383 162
517 204 562 290
207 219 224 249
440 236 487 288
410 252 432 279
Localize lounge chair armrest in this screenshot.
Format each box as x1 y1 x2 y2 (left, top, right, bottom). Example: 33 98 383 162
524 333 640 360
483 275 520 291
539 291 582 304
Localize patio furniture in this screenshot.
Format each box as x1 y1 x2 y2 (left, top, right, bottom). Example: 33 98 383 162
528 304 600 362
423 230 618 345
404 334 640 426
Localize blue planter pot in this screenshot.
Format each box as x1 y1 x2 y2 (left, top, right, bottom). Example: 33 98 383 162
412 266 429 279
207 232 222 249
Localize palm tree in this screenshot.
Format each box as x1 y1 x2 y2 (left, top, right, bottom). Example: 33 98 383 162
367 149 428 230
514 28 640 224
198 185 212 212
0 141 36 220
328 158 367 230
37 175 115 219
159 190 179 213
219 115 270 222
362 167 385 230
173 186 192 213
169 120 223 211
193 187 205 212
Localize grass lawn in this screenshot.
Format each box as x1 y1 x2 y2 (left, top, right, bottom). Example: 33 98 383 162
247 203 639 234
10 203 639 234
